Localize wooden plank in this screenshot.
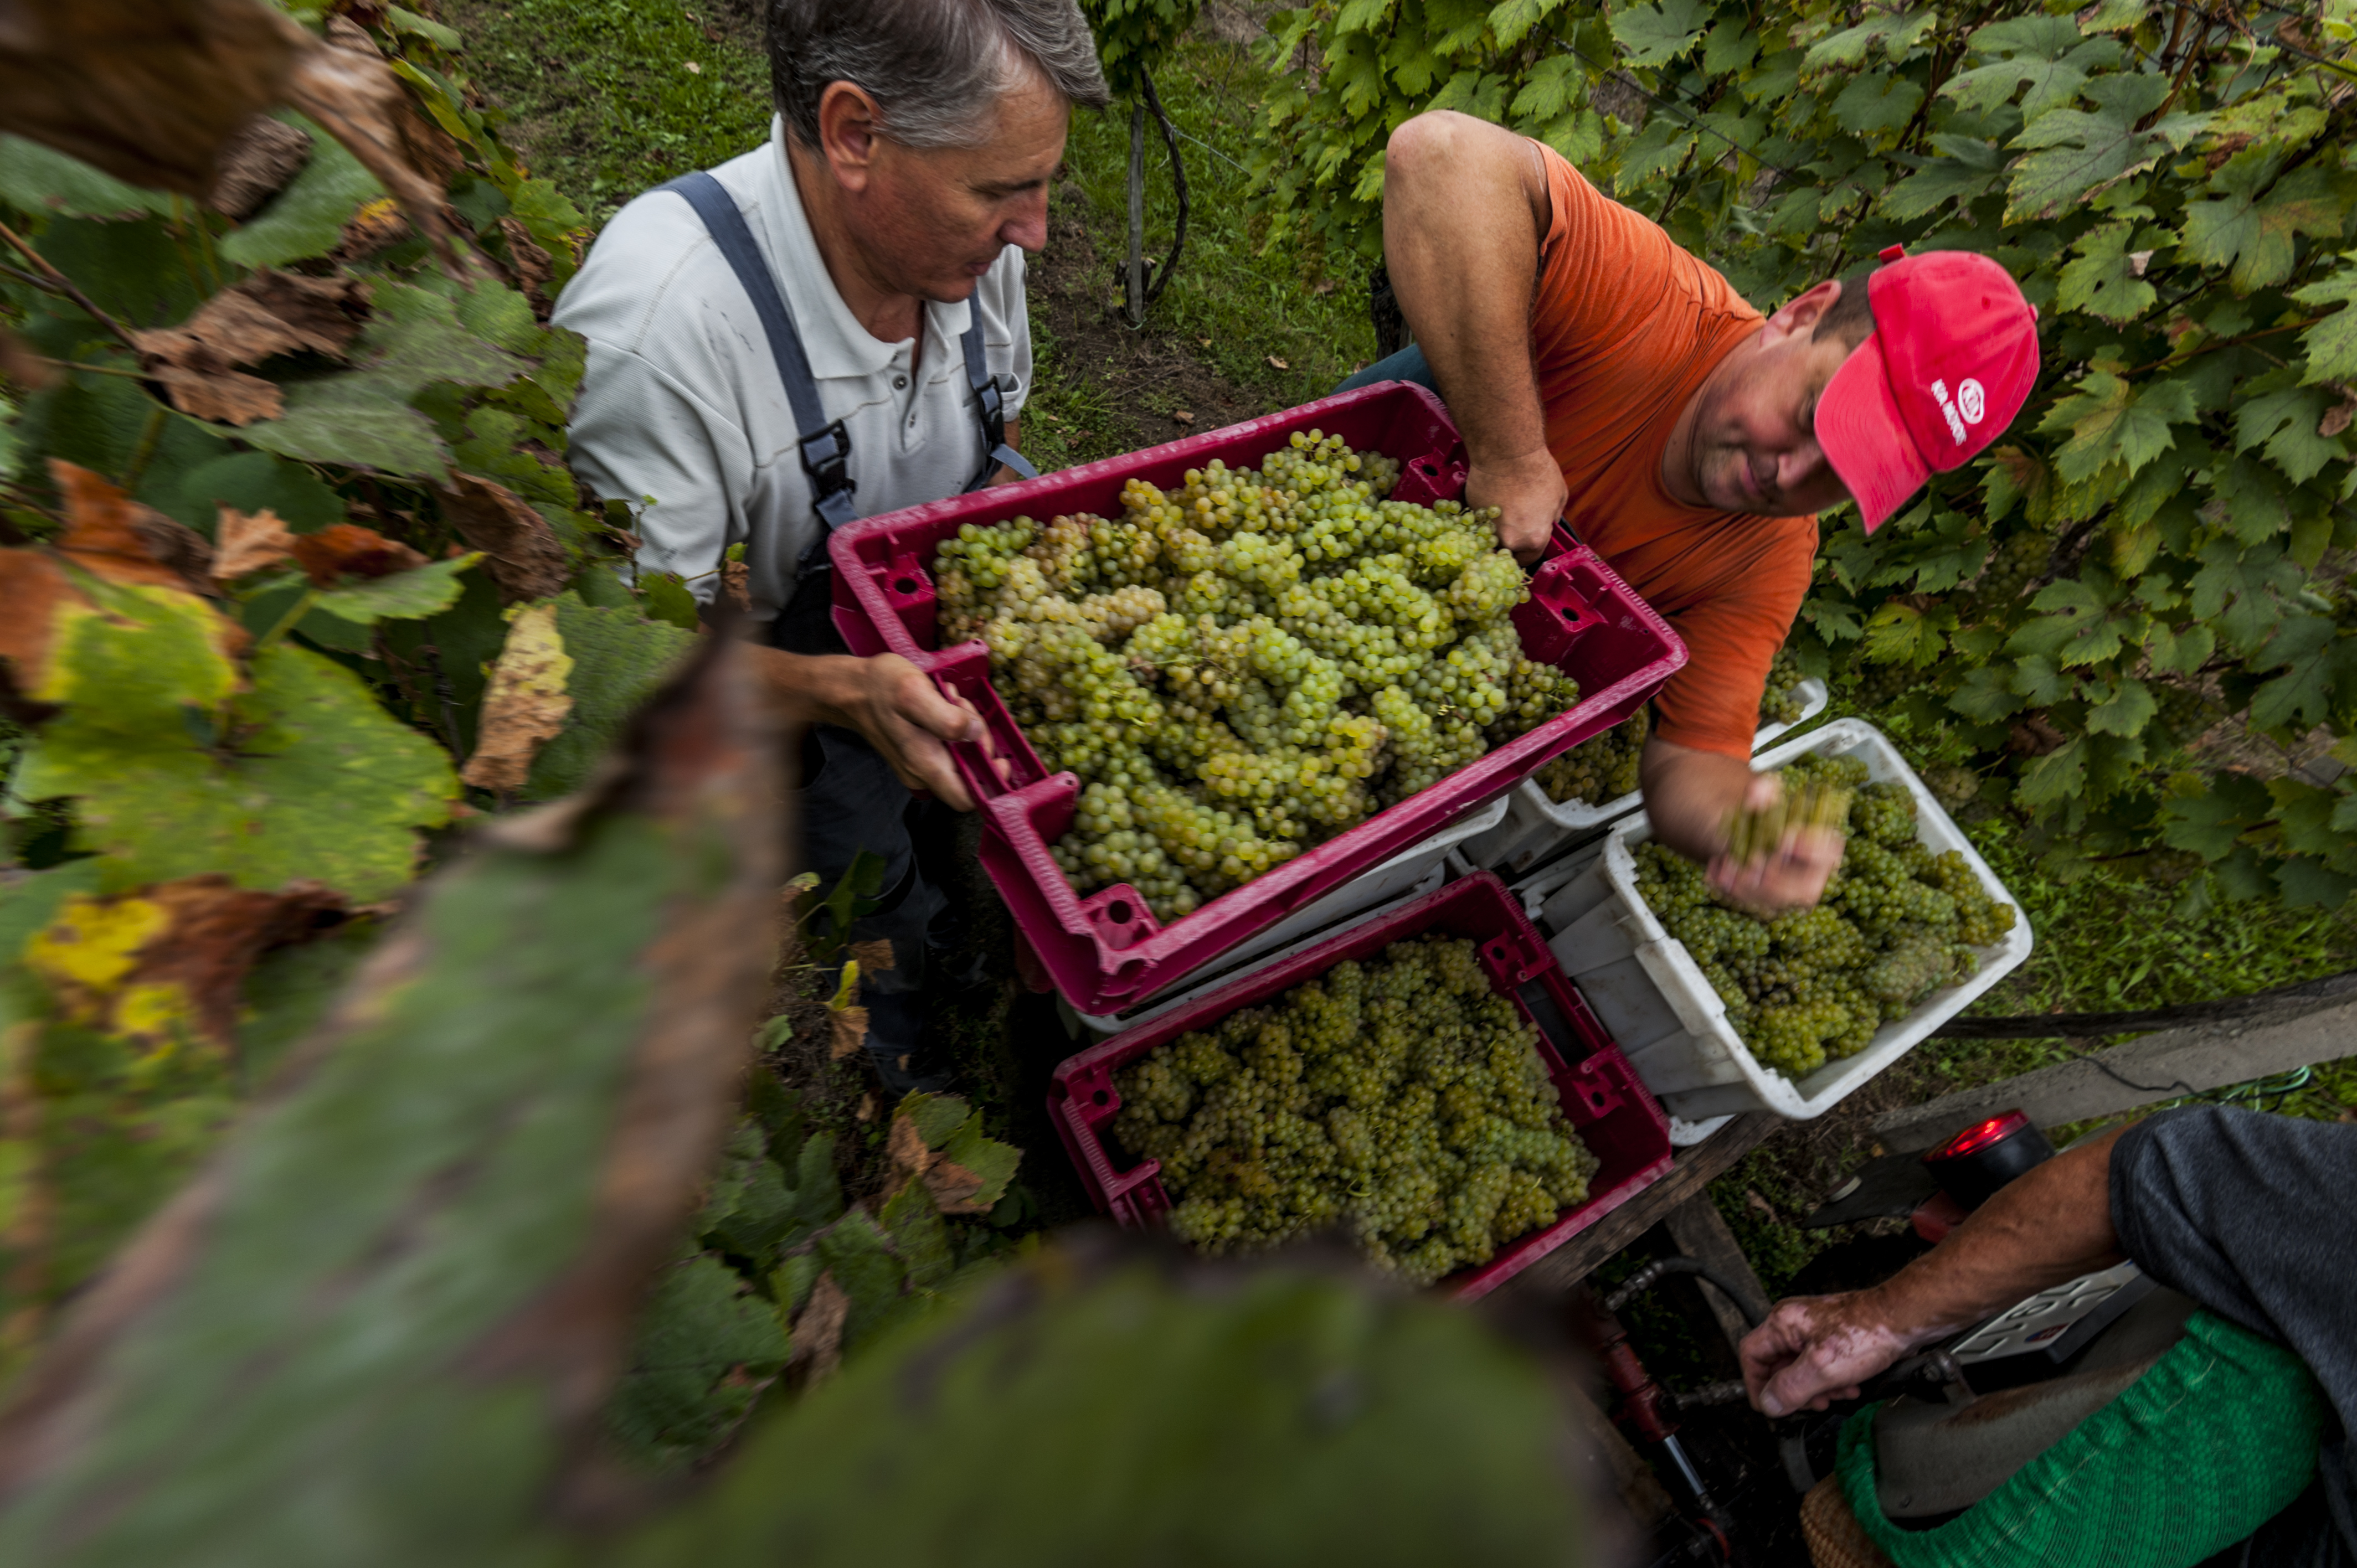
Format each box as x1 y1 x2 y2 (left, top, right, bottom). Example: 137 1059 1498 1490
1873 999 2357 1153
1507 1112 1781 1296
1663 1191 1773 1355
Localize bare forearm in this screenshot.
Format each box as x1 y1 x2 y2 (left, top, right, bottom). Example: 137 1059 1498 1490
747 644 866 729
1640 736 1750 860
1381 112 1549 470
1864 1126 2129 1347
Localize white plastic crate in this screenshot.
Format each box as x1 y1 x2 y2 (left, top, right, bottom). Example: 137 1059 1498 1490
1530 719 2032 1122
1056 795 1507 1040
1466 679 1829 875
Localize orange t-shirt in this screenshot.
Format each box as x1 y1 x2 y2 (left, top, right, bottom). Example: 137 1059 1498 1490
1529 142 1818 760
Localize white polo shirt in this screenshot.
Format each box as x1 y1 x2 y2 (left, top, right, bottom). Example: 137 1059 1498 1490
553 116 1032 626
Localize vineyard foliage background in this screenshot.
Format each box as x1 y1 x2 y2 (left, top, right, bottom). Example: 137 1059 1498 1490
3 0 2357 1497
1254 0 2357 916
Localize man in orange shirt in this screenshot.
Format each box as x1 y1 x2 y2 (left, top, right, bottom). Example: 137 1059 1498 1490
1348 111 2039 909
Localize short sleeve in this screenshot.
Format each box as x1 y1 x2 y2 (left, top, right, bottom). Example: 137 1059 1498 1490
2111 1106 2357 1434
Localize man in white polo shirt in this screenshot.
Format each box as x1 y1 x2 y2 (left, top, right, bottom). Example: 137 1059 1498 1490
556 0 1109 1089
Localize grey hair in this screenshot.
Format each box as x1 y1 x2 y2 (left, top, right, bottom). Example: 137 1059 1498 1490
769 0 1111 151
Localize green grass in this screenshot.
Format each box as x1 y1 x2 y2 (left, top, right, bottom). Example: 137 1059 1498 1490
445 0 776 224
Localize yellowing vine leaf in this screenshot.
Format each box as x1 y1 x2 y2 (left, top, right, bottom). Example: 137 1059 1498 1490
461 601 574 793
18 639 456 901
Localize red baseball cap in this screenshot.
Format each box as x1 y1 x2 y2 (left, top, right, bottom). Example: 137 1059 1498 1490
1816 245 2040 533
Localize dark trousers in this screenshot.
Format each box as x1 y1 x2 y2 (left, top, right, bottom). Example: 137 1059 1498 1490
1333 343 1438 395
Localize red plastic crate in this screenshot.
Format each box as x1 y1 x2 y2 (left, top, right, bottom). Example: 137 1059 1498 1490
828 381 1686 1015
1045 872 1675 1300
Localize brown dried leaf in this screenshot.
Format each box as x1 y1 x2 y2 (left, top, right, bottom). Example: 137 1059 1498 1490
847 938 896 973
141 362 284 426
461 602 574 793
855 1091 878 1122
719 559 752 615
282 24 469 278
289 522 427 585
828 1005 869 1061
137 269 372 372
48 461 215 591
0 0 306 197
2320 384 2357 440
0 326 58 392
438 474 573 604
921 1158 989 1215
332 197 410 264
789 1271 848 1386
27 876 346 1052
0 552 89 696
496 215 555 301
204 113 312 219
211 508 299 584
886 1110 933 1194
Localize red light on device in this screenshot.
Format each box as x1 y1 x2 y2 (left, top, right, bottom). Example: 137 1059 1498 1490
1928 1110 2032 1162
1921 1108 2052 1212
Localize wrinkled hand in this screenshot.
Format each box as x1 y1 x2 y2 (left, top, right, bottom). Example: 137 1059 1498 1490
1708 771 1844 914
1740 1293 1919 1417
1465 447 1567 563
833 653 997 811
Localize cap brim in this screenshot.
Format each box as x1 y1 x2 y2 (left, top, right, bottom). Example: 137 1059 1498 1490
1818 335 1929 534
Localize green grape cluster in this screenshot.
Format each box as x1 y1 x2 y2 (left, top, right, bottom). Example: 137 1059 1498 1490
1760 644 1809 727
1535 706 1649 807
1111 937 1601 1287
1967 530 2050 616
934 431 1586 923
1633 753 2019 1081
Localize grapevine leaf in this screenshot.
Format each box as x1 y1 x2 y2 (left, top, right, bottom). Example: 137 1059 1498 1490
814 1210 915 1353
2009 577 2125 666
1941 19 2116 120
1862 601 1946 666
2212 453 2292 545
1701 17 1759 74
1488 0 1555 49
2005 74 2202 222
2235 374 2345 486
2275 856 2357 910
462 601 575 794
878 1181 955 1290
2291 259 2357 385
524 592 697 800
2176 152 2349 296
18 641 457 901
2037 370 2195 482
239 285 529 479
2055 221 2157 324
2015 735 2085 808
1831 72 1924 135
2188 537 2298 656
2250 612 2357 732
608 1255 790 1468
0 136 173 219
2146 618 2216 677
1950 664 2027 720
2076 0 2147 31
18 578 238 719
1881 137 2002 219
311 554 482 626
0 641 783 1562
1508 54 1586 120
933 1110 1024 1215
219 117 383 270
1610 0 1712 67
2086 675 2154 736
2008 653 2075 704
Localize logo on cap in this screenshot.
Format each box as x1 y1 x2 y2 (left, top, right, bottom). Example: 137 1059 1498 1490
1958 379 1986 425
1929 379 1968 446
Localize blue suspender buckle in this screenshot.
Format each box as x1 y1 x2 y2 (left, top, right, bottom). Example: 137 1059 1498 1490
799 418 855 503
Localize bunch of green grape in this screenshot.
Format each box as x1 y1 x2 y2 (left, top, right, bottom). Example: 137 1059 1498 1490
933 431 1584 922
1110 936 1599 1287
1760 644 1810 727
1533 706 1648 807
1633 752 2019 1081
